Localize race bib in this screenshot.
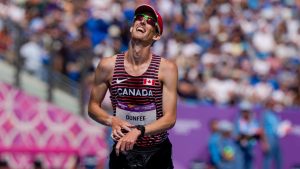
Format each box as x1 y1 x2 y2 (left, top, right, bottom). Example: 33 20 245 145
116 102 157 125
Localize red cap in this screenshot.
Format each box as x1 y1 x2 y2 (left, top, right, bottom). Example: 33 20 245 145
134 4 163 35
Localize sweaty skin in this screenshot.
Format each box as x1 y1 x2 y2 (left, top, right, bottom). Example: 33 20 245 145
88 13 178 156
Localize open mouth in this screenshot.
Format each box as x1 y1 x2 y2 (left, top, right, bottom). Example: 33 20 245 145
136 26 145 33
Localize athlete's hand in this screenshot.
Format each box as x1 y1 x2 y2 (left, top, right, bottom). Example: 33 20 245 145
111 116 133 141
115 128 141 156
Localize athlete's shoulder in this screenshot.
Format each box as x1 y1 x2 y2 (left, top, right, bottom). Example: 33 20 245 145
94 55 118 84
158 57 178 81
160 57 178 72
96 55 118 72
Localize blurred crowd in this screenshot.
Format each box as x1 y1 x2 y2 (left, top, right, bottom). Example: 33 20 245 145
0 0 300 107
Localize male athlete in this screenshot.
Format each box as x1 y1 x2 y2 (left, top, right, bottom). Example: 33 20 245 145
88 4 178 169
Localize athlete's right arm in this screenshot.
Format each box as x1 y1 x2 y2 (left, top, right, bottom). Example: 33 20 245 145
88 57 113 125
88 56 132 138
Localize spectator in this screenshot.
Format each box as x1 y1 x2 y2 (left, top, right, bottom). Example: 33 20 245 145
234 101 262 169
252 21 276 59
0 20 12 61
20 34 48 80
178 71 198 100
208 119 221 168
212 120 241 169
261 94 292 169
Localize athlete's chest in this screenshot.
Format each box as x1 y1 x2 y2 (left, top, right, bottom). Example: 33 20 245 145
113 77 158 97
124 63 150 77
123 54 153 76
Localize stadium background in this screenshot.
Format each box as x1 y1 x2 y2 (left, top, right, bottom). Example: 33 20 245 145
0 0 300 168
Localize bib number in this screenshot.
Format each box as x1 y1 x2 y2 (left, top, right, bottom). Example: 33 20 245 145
116 102 157 125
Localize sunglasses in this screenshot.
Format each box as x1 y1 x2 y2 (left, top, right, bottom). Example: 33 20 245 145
134 14 159 34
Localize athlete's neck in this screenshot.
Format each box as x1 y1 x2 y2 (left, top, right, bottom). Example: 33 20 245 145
127 40 152 65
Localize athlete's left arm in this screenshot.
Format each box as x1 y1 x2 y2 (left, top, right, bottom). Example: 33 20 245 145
144 58 178 135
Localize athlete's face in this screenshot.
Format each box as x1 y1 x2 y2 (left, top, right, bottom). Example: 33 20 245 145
131 13 160 42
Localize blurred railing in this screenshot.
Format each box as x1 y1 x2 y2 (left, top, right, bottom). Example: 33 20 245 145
0 60 82 115
0 18 88 115
52 71 80 97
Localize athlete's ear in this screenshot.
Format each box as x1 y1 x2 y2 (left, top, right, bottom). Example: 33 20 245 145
130 27 133 33
152 33 161 41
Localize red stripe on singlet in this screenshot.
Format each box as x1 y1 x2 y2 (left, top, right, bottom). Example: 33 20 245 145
109 53 167 147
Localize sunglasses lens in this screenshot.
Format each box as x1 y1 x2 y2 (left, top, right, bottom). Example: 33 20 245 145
146 18 156 27
135 15 144 21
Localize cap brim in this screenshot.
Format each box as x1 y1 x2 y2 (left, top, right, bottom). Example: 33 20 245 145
134 5 158 20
